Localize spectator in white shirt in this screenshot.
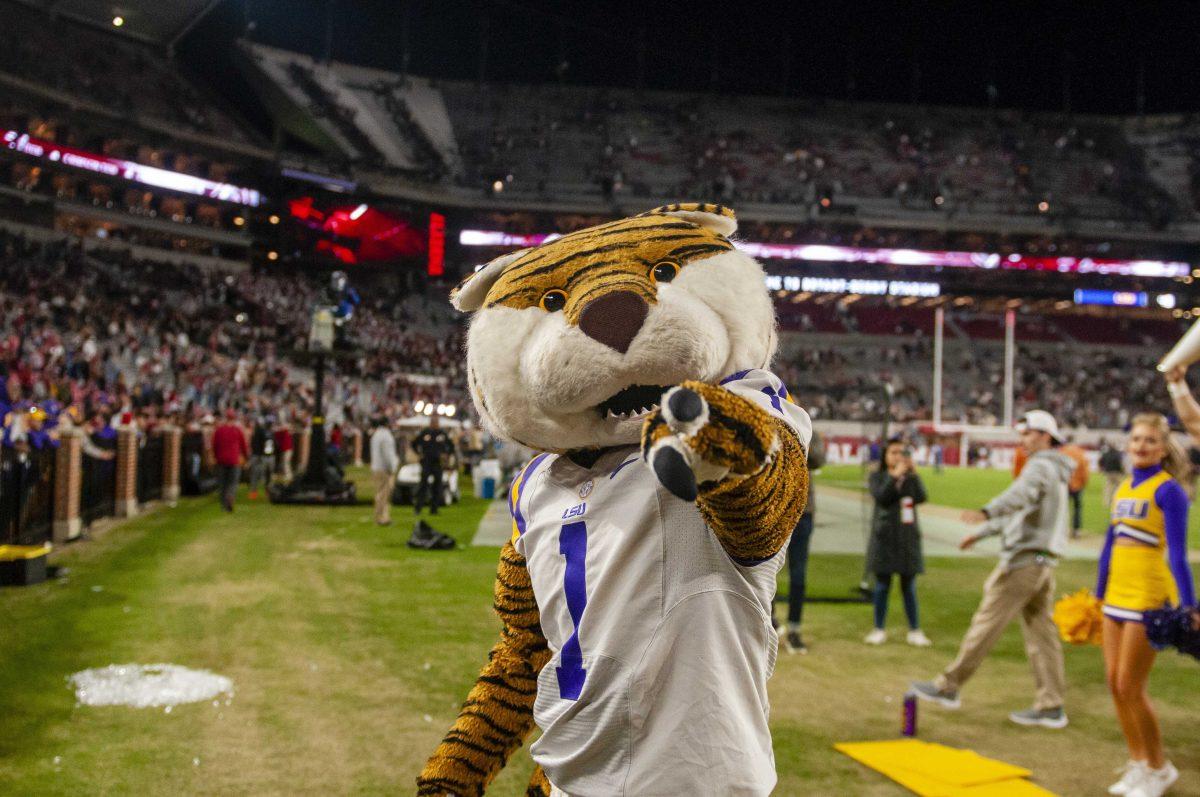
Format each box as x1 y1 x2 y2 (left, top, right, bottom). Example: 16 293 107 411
369 416 399 526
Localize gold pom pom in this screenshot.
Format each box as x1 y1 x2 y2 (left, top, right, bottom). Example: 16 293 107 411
1053 589 1103 646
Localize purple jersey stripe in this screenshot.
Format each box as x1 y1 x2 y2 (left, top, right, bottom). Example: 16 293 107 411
609 456 638 479
512 453 549 537
718 369 752 386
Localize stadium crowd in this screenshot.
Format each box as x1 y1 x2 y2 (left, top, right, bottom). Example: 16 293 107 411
2 221 1177 458
0 229 468 454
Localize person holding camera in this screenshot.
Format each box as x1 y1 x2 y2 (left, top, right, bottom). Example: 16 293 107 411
864 439 931 646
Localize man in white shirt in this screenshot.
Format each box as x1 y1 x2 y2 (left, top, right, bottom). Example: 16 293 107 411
369 416 399 526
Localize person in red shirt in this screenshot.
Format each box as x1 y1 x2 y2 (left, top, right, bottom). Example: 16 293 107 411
213 408 249 512
273 420 294 480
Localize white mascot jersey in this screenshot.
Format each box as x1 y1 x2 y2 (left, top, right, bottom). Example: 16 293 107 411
511 369 811 796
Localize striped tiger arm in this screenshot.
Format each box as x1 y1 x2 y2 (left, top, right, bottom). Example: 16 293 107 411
642 380 809 563
417 542 551 796
697 420 808 563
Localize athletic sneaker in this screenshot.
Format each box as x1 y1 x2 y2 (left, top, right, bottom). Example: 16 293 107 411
1008 706 1068 729
864 628 887 645
909 680 961 709
406 520 456 550
1109 761 1148 795
1128 762 1178 797
906 629 932 647
782 631 808 655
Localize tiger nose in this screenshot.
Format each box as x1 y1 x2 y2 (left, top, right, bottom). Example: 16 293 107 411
577 291 648 354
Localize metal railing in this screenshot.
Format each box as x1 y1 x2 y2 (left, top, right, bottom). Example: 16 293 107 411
136 433 165 503
81 434 117 526
0 445 56 545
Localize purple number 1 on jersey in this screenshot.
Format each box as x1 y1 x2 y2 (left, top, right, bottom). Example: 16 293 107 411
556 521 588 700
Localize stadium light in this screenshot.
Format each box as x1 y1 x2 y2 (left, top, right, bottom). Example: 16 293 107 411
446 406 456 417
1157 294 1177 309
112 15 124 27
233 216 245 226
414 400 425 413
423 404 434 416
492 180 504 193
269 215 280 225
349 204 368 220
267 251 279 261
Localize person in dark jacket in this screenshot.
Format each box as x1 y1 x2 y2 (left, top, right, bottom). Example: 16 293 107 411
864 439 931 646
778 430 825 654
247 415 272 499
411 415 453 516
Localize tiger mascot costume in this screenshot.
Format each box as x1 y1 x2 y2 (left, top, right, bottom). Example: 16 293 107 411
417 204 810 797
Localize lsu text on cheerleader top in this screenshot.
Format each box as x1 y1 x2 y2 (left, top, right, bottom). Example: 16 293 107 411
1096 465 1195 621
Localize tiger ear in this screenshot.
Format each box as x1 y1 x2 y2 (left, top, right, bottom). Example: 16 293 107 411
450 249 528 312
639 202 737 237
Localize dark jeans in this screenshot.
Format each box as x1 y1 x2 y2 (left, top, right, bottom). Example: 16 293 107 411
414 464 443 515
786 513 815 625
1069 489 1082 530
218 465 241 511
873 573 919 630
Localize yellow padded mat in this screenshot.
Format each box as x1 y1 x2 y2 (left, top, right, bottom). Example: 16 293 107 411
835 740 1058 796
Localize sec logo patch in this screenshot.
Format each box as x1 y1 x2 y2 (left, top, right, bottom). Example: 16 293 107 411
579 480 593 499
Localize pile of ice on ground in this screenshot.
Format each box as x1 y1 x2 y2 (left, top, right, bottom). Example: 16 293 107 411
69 664 233 708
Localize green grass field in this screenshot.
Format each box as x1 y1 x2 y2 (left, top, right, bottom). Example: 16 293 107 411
1 467 1198 796
816 463 1200 538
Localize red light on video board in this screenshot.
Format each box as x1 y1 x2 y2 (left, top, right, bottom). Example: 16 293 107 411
427 212 445 277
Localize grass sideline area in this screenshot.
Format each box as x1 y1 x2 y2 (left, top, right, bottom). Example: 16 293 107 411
0 467 1196 795
815 463 1200 538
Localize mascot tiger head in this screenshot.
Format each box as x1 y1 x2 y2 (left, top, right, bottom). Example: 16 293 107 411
453 203 777 452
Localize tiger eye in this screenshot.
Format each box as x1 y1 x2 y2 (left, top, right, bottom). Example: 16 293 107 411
651 261 680 283
540 289 568 312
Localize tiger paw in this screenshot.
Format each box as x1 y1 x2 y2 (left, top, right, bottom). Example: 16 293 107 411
641 381 779 501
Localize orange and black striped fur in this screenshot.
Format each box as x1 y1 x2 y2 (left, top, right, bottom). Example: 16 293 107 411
416 541 551 797
479 207 736 319
419 204 807 794
642 380 808 562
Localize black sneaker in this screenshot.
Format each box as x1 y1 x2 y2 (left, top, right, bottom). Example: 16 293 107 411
910 680 961 709
407 520 456 550
1009 706 1068 729
783 631 808 655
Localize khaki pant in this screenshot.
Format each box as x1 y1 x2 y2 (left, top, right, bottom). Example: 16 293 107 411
1103 472 1124 511
935 563 1065 710
373 470 393 524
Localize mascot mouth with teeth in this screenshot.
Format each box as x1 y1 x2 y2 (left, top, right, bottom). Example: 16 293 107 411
417 203 810 797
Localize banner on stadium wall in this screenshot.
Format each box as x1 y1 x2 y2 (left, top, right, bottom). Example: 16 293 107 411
458 229 1191 279
3 129 263 207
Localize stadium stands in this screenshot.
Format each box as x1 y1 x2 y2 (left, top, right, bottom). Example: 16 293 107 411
0 229 467 438
234 42 1195 237
0 2 254 146
0 12 1195 446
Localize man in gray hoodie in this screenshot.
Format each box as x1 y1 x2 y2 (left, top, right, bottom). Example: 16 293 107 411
911 410 1074 729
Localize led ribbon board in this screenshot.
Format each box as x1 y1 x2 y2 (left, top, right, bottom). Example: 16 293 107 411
459 230 1191 280
4 129 263 207
1072 289 1148 307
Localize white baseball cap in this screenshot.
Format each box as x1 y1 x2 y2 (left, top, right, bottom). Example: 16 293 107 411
1016 410 1064 443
